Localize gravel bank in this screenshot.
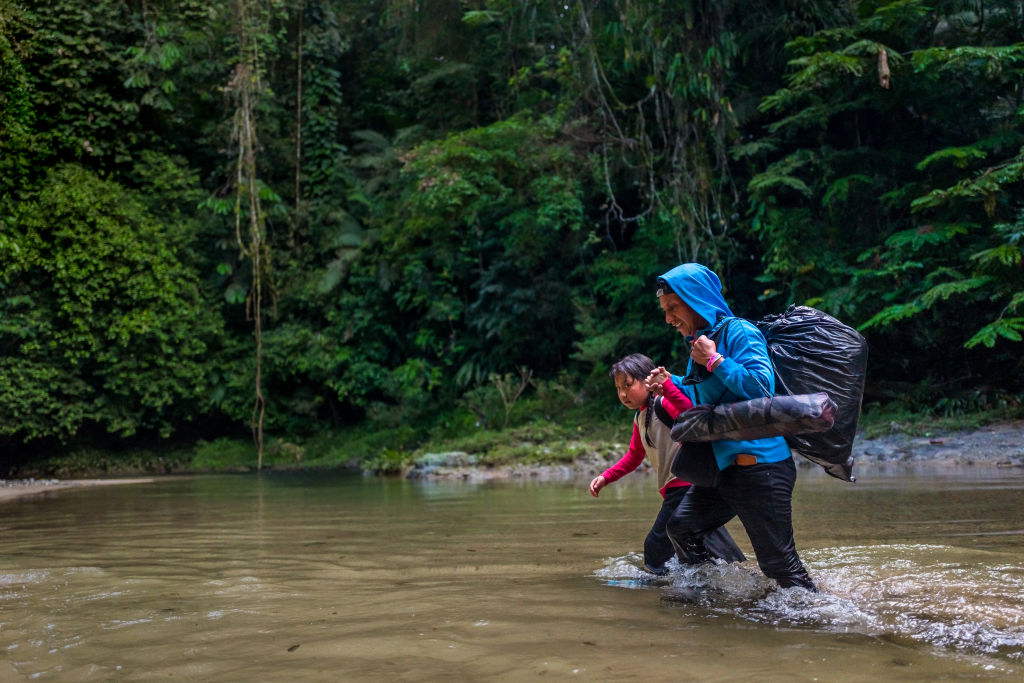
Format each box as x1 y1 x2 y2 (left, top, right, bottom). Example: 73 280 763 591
3 421 1021 498
852 420 1024 468
408 420 1024 482
0 477 165 503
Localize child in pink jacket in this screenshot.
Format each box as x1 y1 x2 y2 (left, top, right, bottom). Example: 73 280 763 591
590 353 745 575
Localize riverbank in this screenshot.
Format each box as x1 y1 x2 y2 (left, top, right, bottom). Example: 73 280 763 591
5 420 1020 501
407 419 1024 482
0 477 168 503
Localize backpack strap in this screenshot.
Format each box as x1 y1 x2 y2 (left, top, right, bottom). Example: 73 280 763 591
652 396 674 429
680 316 737 388
681 316 772 404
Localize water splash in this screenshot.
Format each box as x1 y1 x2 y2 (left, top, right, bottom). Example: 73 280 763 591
595 544 1024 661
592 552 670 589
805 544 1024 659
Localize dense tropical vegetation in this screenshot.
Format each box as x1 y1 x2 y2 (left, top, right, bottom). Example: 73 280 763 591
2 0 1022 475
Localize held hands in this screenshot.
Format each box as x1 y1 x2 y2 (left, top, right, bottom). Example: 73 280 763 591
589 475 607 497
644 366 671 395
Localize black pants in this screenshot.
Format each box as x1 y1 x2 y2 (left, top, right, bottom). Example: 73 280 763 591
665 457 816 590
645 484 745 572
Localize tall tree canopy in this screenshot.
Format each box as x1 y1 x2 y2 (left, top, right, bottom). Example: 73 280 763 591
2 0 1022 463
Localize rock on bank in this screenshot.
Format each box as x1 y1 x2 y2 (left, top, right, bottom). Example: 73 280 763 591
407 420 1024 481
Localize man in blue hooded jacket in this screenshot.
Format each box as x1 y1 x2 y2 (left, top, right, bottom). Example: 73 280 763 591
656 263 816 591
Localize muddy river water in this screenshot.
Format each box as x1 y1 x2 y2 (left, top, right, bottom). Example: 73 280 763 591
2 465 1023 680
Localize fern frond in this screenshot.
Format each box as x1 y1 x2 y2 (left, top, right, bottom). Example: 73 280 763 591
965 317 1024 348
859 302 922 330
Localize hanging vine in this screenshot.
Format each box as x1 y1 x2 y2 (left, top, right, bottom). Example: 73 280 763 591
568 0 739 267
226 0 276 469
294 2 303 212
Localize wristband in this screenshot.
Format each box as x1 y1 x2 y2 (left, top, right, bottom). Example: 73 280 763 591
705 353 722 372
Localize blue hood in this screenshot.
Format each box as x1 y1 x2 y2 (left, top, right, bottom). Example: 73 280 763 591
658 263 734 335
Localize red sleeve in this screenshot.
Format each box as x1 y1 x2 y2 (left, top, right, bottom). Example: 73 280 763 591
601 420 647 483
660 379 693 419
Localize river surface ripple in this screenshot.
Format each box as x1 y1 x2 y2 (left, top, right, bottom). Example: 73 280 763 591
1 466 1022 680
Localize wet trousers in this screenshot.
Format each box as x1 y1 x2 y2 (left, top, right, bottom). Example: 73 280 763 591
645 484 745 572
665 457 816 591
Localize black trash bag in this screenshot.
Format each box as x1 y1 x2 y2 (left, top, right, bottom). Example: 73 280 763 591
755 305 868 482
670 441 721 488
670 392 837 443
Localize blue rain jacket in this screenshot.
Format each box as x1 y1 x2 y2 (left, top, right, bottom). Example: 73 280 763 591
659 263 791 470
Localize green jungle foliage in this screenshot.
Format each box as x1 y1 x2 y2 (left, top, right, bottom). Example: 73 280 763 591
1 0 1022 473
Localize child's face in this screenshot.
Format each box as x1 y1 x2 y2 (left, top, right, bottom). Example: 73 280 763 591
613 373 649 411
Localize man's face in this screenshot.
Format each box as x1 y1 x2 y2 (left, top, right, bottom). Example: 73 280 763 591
658 293 700 338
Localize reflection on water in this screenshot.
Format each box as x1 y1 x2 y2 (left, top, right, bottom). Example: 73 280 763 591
1 466 1022 680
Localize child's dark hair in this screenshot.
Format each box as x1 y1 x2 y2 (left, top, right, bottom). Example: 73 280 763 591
610 353 659 446
609 353 656 382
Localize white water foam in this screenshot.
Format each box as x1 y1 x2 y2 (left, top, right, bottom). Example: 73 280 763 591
595 544 1024 661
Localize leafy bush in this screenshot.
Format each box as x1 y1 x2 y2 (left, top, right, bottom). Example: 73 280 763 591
191 438 257 472
0 165 222 443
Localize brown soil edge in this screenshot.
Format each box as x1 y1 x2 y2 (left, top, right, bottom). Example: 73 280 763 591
3 420 1022 500
0 477 169 504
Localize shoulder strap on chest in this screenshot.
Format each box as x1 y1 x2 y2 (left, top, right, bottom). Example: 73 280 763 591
681 316 739 389
652 396 674 429
709 315 738 347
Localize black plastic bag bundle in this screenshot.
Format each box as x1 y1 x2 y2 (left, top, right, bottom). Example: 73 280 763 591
670 392 837 444
756 305 868 482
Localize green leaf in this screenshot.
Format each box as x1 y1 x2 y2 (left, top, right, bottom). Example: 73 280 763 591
884 224 971 251
970 244 1023 268
461 10 501 27
730 139 778 160
859 302 923 330
822 174 873 208
965 317 1024 348
225 283 247 304
916 145 988 172
200 196 233 216
919 277 991 307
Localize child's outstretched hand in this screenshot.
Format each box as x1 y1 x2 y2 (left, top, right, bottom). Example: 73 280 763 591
589 475 607 497
644 366 671 395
